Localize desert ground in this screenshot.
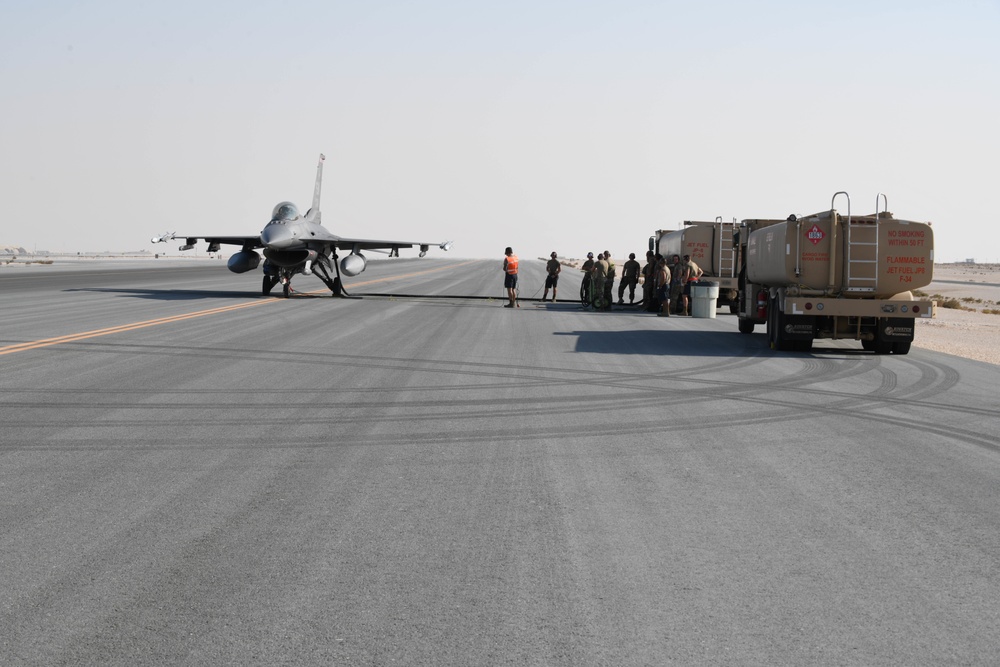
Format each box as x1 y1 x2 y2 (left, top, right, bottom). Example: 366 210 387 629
916 263 1000 366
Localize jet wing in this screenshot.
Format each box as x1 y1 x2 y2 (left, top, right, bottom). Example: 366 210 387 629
333 237 452 253
151 233 263 251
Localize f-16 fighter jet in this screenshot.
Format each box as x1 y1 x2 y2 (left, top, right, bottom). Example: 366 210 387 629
152 154 451 297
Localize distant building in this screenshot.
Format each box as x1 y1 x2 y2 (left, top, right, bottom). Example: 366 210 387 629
965 258 976 264
0 245 27 255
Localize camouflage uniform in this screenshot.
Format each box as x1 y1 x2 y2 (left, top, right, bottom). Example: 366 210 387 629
602 257 615 311
593 257 609 310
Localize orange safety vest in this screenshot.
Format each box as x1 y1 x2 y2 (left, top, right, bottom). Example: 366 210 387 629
504 254 519 274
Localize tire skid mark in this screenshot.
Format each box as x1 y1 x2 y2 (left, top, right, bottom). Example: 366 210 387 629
8 404 996 454
3 346 993 420
6 375 995 455
889 356 962 402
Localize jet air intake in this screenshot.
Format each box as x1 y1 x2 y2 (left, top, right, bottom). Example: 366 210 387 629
228 250 261 274
340 252 367 277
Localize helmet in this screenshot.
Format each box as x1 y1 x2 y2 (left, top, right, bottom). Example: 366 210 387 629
551 252 557 258
587 252 594 258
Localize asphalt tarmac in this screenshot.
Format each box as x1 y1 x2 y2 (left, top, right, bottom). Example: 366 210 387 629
2 258 999 665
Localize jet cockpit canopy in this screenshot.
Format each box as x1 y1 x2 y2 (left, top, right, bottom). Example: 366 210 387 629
271 201 300 222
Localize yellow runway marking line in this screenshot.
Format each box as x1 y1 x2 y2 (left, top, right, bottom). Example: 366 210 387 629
0 301 271 356
0 260 479 356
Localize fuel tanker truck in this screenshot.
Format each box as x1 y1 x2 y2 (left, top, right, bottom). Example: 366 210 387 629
734 192 935 354
650 217 739 312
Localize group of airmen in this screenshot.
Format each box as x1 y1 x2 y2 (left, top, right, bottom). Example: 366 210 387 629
645 251 704 317
578 250 623 311
579 250 703 315
502 247 703 313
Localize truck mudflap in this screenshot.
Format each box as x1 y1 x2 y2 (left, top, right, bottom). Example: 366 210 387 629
864 317 916 355
779 317 817 340
876 318 916 343
785 297 936 319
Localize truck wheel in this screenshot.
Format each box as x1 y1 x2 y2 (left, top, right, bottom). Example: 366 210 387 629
738 318 755 334
769 296 792 351
893 341 911 355
795 339 813 352
861 338 875 351
873 340 892 355
766 304 775 348
767 299 778 349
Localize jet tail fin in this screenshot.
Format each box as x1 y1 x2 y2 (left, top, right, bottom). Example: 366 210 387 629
309 153 325 221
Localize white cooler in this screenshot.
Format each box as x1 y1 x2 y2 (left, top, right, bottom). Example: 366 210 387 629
689 282 719 318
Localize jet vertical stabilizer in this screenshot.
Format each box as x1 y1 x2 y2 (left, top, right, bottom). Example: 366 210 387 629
307 153 325 223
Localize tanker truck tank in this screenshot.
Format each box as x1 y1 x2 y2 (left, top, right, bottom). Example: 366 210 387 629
746 210 934 297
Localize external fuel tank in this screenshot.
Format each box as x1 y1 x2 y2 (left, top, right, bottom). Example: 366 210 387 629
746 210 933 297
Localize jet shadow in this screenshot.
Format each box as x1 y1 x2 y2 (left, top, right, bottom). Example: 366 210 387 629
64 287 383 301
66 287 288 301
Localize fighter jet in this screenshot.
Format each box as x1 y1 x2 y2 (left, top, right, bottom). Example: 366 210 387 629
151 154 452 297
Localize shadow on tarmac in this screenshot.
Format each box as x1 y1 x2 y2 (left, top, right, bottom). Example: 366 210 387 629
556 329 766 356
62 287 372 301
558 328 879 358
66 287 283 301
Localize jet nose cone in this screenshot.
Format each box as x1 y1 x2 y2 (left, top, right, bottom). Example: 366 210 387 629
261 223 296 248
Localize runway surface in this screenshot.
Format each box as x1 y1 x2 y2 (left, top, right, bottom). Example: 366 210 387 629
2 258 999 665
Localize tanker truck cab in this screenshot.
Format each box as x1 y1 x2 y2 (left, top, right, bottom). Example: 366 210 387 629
735 193 936 354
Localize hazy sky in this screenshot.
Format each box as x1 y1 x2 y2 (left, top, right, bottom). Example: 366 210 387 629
2 0 997 261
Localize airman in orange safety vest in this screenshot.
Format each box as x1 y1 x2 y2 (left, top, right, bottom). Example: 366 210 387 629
503 247 519 308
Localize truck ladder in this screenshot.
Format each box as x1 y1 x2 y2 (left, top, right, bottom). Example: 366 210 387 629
715 216 737 278
843 193 882 293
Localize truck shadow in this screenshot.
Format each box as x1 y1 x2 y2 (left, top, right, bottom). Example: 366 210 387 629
556 329 768 357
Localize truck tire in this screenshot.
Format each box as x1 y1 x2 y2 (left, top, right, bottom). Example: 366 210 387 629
729 302 739 315
766 299 777 349
861 338 875 352
768 296 793 351
873 340 892 355
893 341 912 355
766 303 775 347
738 318 755 334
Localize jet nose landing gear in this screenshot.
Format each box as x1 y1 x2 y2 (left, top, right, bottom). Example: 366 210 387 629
262 267 295 298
